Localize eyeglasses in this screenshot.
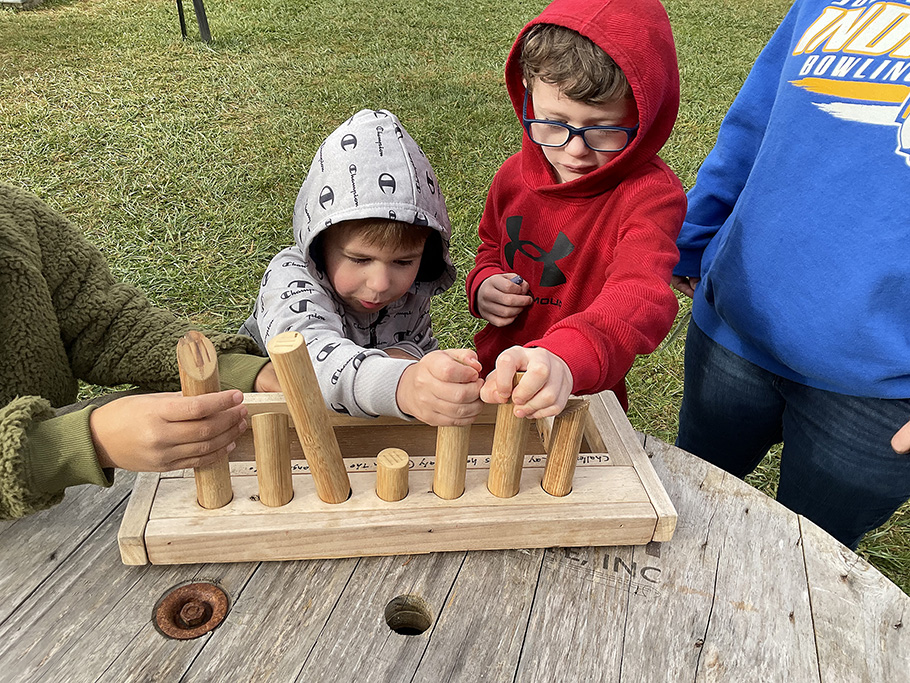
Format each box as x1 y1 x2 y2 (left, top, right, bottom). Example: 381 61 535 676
522 91 638 153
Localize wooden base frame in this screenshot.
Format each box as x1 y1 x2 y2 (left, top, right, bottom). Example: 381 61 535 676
118 391 676 565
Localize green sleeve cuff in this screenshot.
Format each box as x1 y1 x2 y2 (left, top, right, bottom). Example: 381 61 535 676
25 407 114 494
217 354 270 392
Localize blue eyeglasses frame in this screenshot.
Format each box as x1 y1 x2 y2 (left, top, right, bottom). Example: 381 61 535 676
521 90 639 153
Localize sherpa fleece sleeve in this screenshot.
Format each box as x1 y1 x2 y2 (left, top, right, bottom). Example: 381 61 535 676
32 197 267 391
675 4 798 278
0 397 112 519
251 247 415 419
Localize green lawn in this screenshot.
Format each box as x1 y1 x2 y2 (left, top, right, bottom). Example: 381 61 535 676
1 0 906 593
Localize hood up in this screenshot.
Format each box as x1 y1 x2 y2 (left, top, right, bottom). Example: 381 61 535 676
505 0 680 197
292 108 456 297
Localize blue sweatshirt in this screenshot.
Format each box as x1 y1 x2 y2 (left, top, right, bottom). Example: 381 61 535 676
676 0 910 399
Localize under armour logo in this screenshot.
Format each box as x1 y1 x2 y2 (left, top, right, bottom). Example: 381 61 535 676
504 215 573 287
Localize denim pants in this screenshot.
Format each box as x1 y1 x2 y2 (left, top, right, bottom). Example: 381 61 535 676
676 321 910 549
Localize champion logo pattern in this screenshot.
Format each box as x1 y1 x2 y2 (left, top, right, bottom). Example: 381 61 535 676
245 109 453 420
790 0 910 165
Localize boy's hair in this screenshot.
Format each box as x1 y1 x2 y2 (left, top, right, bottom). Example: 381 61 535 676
311 218 444 282
520 24 632 104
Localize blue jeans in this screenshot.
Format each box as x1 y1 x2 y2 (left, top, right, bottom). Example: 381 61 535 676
677 322 910 549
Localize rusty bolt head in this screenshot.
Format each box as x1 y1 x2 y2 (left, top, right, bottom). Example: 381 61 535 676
154 582 229 640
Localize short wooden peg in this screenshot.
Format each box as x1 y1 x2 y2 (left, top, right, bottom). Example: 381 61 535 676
376 448 410 502
252 412 293 507
267 331 351 504
542 399 589 497
434 425 470 499
176 331 233 509
487 372 530 498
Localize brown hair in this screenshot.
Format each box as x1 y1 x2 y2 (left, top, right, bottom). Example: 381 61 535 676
520 24 632 104
327 218 431 252
312 218 444 282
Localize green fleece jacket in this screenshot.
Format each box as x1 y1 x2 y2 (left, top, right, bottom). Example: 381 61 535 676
0 184 268 519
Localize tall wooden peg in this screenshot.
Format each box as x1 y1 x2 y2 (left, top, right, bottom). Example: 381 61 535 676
252 412 293 507
434 426 470 499
542 399 589 497
376 448 409 502
266 331 351 504
176 331 233 509
487 372 530 498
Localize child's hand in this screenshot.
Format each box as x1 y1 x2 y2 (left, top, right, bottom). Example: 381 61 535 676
254 362 281 392
671 275 699 299
892 418 910 453
481 346 573 419
89 390 249 472
396 349 484 426
476 273 532 326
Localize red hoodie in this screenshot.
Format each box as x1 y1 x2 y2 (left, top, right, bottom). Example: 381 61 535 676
466 0 686 409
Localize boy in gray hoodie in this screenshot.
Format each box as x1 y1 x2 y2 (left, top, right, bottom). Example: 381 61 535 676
241 109 482 425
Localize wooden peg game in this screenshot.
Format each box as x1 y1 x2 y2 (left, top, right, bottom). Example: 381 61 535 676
118 333 677 565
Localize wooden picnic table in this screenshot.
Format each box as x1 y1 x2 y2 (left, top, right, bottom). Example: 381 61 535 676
1 434 907 682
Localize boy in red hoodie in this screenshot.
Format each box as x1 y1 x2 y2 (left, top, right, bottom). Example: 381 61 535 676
467 0 686 419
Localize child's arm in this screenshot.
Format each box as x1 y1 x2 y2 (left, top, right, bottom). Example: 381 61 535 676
480 346 573 419
1 390 250 519
253 249 469 420
676 3 799 281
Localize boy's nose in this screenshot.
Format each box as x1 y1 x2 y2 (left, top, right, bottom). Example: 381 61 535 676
564 135 590 158
367 267 392 293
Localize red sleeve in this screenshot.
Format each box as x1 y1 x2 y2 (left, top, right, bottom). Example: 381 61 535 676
466 171 508 318
531 175 686 394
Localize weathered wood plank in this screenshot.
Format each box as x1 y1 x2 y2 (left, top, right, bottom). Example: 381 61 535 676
515 546 636 681
800 516 910 683
617 438 821 682
0 494 256 681
296 553 467 682
411 549 545 682
176 558 359 682
0 473 133 625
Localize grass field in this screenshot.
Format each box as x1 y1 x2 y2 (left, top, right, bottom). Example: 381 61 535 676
1 0 907 593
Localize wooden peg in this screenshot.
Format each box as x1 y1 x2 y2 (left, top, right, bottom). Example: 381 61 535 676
176 331 233 509
376 448 409 502
542 399 589 497
487 372 530 498
434 425 470 499
266 331 351 504
252 412 293 507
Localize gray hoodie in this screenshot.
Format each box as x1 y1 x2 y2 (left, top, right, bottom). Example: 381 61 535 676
240 109 455 419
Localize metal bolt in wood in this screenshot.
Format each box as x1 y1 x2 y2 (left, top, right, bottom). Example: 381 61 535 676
176 331 233 509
